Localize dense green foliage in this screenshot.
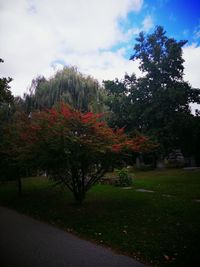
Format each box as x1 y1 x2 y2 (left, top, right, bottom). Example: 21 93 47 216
0 169 200 267
0 59 13 105
0 58 15 133
104 26 200 160
0 59 16 187
23 67 105 113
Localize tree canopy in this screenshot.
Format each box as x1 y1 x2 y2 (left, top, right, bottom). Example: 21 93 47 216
23 67 105 114
0 59 13 105
0 59 16 186
104 26 200 158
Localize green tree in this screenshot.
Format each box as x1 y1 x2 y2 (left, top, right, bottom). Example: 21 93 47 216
0 59 16 187
0 58 13 105
103 77 131 128
0 111 30 195
104 26 200 158
0 58 14 133
24 67 105 113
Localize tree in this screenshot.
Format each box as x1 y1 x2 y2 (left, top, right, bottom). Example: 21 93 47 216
103 78 130 129
103 74 137 130
104 26 200 157
23 67 105 113
0 111 30 195
10 103 154 203
0 59 17 187
0 58 14 135
0 58 13 105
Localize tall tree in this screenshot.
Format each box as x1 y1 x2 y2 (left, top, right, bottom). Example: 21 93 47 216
24 67 105 113
0 58 14 129
0 58 16 186
104 26 200 157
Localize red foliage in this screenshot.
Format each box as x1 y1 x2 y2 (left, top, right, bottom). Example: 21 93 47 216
19 104 156 156
81 112 104 124
3 104 157 203
111 144 123 153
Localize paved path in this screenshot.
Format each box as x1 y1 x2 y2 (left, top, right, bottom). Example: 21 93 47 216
0 207 147 267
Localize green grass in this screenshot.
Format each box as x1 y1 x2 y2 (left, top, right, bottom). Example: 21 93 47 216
0 169 200 267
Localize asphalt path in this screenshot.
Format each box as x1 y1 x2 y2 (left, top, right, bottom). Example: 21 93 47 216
0 206 147 267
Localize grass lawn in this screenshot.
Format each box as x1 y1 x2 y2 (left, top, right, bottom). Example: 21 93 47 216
0 168 200 267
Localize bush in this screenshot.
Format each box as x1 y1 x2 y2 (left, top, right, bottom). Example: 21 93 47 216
115 168 133 187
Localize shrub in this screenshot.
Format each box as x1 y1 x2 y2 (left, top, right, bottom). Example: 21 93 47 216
115 168 133 187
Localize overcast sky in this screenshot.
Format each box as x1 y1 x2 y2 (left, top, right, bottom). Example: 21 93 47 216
0 0 200 97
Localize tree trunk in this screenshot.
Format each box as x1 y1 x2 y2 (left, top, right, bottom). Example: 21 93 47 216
71 169 86 204
73 189 85 205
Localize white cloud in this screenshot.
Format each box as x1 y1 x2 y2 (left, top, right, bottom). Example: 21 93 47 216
183 44 200 113
1 0 199 105
183 44 200 88
125 15 154 42
59 49 141 82
0 0 143 96
142 15 154 32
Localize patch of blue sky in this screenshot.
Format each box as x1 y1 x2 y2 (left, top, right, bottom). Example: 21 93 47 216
109 42 133 59
116 13 148 58
144 0 200 44
55 0 200 63
118 0 200 47
112 0 200 60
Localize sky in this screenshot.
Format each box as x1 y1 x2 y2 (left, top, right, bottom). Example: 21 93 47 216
0 0 200 98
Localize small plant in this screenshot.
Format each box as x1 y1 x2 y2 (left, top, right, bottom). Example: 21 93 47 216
115 168 133 187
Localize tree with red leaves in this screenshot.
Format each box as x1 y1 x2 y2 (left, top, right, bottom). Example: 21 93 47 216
4 104 155 203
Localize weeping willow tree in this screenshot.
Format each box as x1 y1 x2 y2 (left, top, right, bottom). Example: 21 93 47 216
24 67 105 113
